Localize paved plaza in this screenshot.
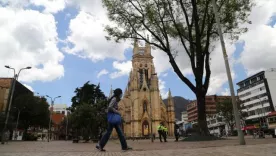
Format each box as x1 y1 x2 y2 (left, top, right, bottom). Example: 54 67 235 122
1 137 276 156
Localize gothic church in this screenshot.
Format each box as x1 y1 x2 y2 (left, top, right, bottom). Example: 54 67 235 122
111 39 175 138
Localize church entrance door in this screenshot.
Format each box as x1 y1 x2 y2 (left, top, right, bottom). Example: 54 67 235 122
142 120 149 136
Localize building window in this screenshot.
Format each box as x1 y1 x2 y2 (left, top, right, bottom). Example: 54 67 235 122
139 69 143 88
251 77 257 83
264 107 271 113
62 111 65 115
143 101 147 112
139 50 144 55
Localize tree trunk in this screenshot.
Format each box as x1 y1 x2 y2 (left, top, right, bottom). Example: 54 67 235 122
196 91 209 136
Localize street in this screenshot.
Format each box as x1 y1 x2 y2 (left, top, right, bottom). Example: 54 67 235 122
1 137 276 155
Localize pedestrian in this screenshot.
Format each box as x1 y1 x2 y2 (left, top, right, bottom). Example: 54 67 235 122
174 122 180 142
96 88 132 152
163 126 168 142
157 122 165 142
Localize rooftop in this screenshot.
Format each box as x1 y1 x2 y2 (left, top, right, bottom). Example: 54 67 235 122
236 71 265 86
0 78 12 88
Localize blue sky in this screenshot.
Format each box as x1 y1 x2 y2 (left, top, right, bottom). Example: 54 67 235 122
0 1 276 107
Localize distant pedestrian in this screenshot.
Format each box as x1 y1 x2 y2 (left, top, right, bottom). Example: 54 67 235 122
163 126 168 142
174 122 180 142
96 88 132 152
3 130 9 144
157 123 165 142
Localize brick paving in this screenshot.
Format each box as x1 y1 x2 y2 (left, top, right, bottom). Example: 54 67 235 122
1 137 276 155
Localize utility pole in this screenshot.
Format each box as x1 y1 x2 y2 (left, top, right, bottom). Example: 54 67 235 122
65 116 68 141
46 95 61 142
212 0 245 145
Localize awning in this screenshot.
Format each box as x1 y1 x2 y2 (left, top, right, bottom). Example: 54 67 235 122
242 125 258 130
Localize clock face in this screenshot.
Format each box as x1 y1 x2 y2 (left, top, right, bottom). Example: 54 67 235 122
139 50 144 55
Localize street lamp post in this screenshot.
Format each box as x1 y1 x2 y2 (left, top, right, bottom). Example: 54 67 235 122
1 65 31 145
211 0 245 145
46 95 61 142
65 116 68 141
65 109 70 141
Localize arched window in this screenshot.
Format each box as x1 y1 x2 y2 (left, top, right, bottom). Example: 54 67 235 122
143 101 147 112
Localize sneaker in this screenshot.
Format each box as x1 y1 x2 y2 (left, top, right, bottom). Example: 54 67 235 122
122 146 133 152
96 144 106 152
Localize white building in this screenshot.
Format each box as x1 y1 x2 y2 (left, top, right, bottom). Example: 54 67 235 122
176 111 190 132
237 68 276 127
53 104 68 115
207 114 229 136
181 111 188 123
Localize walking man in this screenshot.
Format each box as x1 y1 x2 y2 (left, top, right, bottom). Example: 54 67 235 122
157 123 165 142
174 122 180 142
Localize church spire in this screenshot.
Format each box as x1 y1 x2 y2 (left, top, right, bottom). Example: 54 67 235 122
168 88 172 98
145 34 151 55
167 88 174 109
133 37 139 55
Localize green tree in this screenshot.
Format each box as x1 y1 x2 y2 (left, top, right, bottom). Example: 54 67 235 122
69 82 108 141
216 98 246 133
102 0 253 135
69 82 106 112
13 94 50 138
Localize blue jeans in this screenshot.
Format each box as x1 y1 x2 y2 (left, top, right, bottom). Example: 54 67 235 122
99 123 128 150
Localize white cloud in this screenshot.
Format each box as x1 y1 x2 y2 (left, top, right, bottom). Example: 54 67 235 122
162 73 168 77
152 39 193 76
64 11 130 62
238 0 276 76
110 61 132 79
30 0 66 13
0 0 66 13
207 41 236 95
66 0 106 18
221 88 230 96
97 69 109 78
0 7 64 83
159 79 168 99
0 0 29 8
23 83 34 92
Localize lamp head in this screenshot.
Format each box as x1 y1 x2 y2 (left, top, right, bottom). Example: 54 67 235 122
26 67 32 69
5 65 10 69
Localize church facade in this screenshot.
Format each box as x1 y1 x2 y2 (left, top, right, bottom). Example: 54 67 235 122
111 40 175 138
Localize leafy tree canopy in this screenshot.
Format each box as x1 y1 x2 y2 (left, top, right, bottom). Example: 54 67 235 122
70 82 106 112
13 94 50 130
69 82 108 140
216 98 246 132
